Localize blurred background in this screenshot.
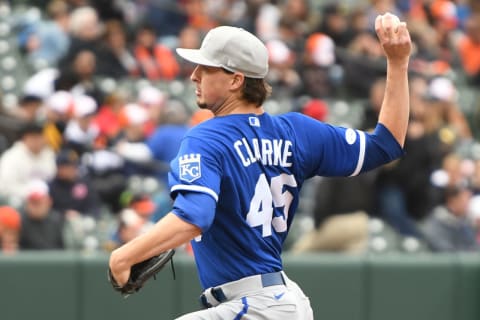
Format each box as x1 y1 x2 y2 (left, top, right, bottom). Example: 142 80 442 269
0 0 479 319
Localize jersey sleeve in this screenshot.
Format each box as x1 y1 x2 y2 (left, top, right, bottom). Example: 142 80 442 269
290 113 404 178
172 191 216 232
168 134 222 202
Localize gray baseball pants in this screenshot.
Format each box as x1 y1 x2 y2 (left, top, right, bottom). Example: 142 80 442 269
175 271 314 320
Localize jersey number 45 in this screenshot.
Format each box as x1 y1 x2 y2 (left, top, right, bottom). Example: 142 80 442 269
246 173 297 237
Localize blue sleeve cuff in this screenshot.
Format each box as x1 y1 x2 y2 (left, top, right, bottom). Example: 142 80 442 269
172 191 216 232
361 123 405 172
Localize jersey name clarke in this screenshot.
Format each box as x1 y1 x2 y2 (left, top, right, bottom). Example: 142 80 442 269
233 137 293 167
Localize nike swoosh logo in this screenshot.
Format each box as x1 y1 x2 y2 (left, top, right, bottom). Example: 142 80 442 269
274 292 285 300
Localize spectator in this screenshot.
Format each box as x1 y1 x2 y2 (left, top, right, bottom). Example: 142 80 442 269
422 76 472 140
361 77 386 131
19 180 64 250
0 95 43 152
114 103 157 177
143 1 188 38
19 0 70 68
175 26 202 79
0 123 56 207
93 91 128 147
420 184 478 252
255 0 282 41
205 0 248 27
127 193 156 224
0 105 22 153
348 6 371 36
62 6 101 63
133 24 180 81
43 90 74 151
457 12 480 84
338 31 387 98
96 20 139 78
146 99 190 184
85 148 126 214
299 32 338 98
182 0 217 32
401 19 452 77
129 185 171 223
49 148 101 218
427 1 460 67
23 68 59 100
64 94 99 155
106 200 155 250
291 173 376 254
430 152 473 207
91 0 125 22
109 208 144 249
317 3 353 48
279 0 320 38
72 93 125 213
374 75 444 238
0 206 21 254
265 38 301 95
56 49 104 105
11 94 44 124
137 86 167 136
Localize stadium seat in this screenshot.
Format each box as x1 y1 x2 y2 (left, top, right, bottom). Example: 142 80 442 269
1 75 16 91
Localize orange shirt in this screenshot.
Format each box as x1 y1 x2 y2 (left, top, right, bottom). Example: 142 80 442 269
458 36 480 76
94 106 123 140
135 44 180 80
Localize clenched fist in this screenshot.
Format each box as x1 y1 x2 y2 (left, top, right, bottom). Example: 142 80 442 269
375 12 412 65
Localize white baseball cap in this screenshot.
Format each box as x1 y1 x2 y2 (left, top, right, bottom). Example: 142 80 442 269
25 179 49 200
138 86 165 106
73 94 97 118
427 77 457 102
122 103 149 125
176 26 269 79
46 90 73 114
306 33 335 67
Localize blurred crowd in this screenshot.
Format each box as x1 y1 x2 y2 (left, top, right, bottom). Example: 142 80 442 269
0 0 479 255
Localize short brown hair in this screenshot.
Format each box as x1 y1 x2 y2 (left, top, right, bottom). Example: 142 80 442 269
242 77 272 107
222 68 271 106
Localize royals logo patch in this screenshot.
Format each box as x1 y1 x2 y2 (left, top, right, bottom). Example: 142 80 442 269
179 154 202 182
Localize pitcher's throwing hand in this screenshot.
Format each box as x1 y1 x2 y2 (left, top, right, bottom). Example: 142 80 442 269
375 12 412 64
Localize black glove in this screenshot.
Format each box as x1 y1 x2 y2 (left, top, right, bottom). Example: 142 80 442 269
108 249 175 297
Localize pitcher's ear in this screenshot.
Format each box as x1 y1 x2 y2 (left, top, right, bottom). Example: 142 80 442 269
231 72 245 90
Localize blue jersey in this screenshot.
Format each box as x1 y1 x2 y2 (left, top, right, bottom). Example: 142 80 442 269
169 112 403 289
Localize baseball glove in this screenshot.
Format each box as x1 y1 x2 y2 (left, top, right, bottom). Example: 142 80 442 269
108 249 175 297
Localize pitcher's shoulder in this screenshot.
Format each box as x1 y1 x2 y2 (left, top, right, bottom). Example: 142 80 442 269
275 112 322 128
277 112 312 122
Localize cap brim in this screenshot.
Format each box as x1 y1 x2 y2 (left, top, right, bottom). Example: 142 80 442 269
176 48 221 67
